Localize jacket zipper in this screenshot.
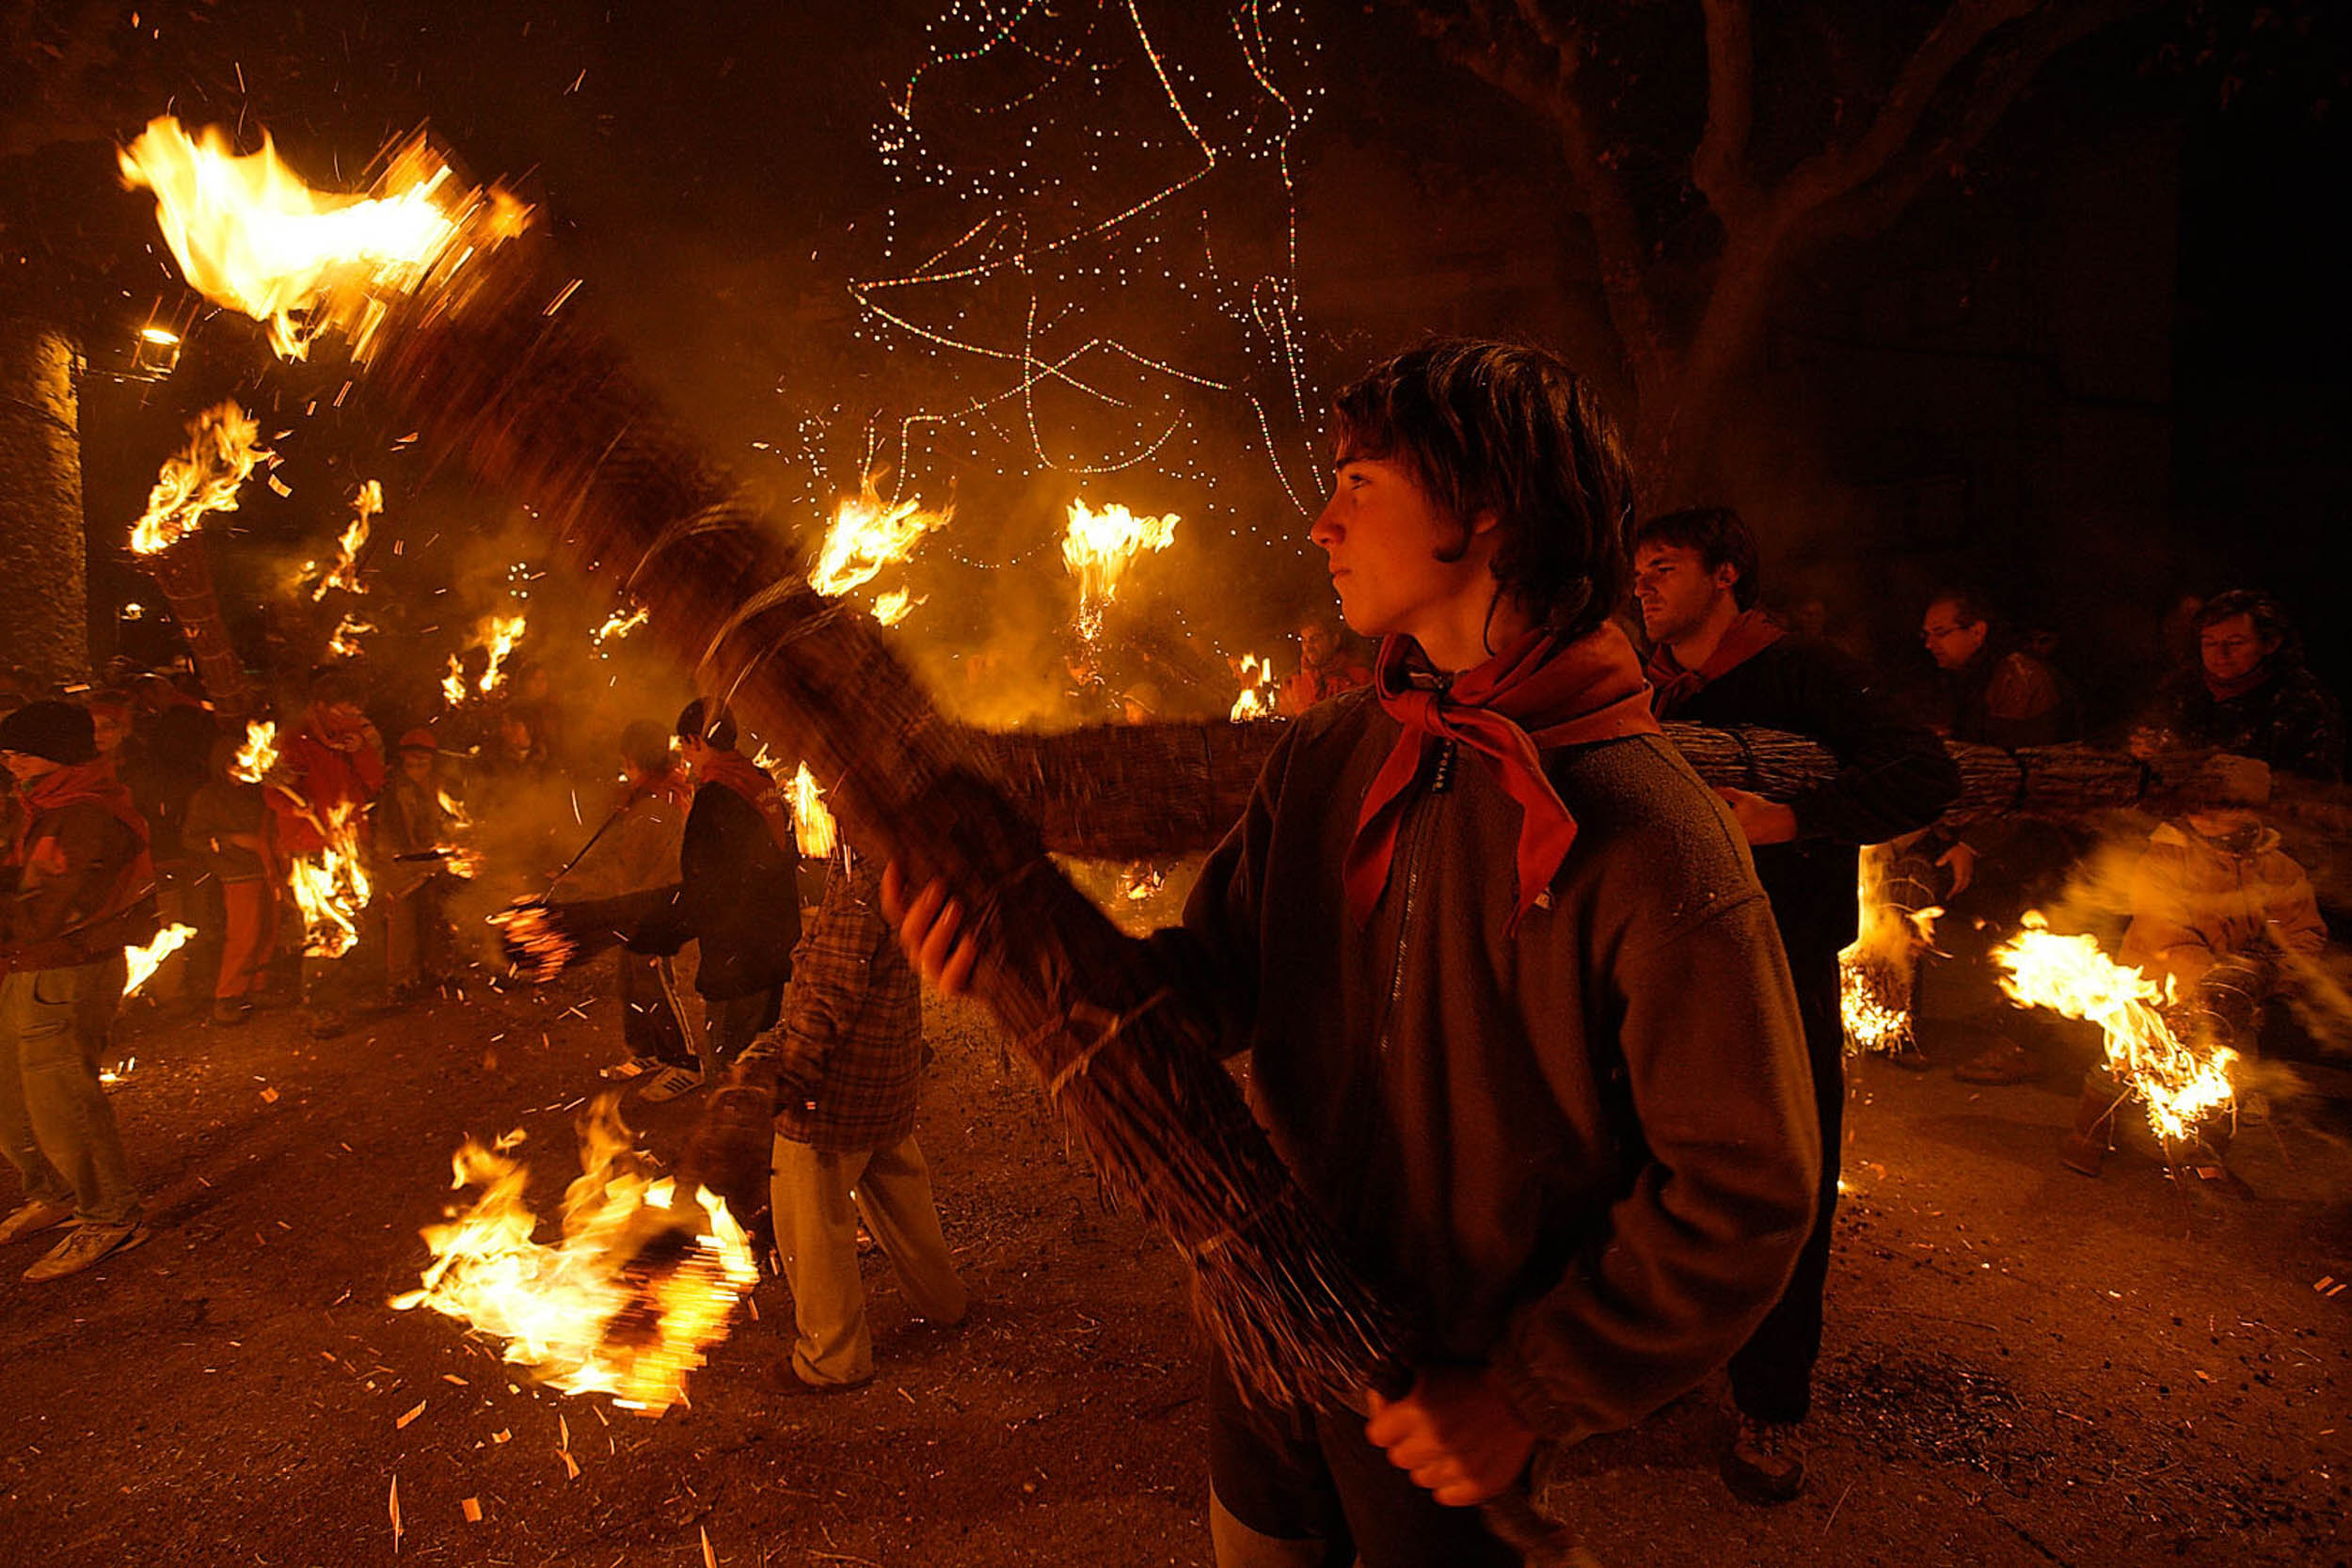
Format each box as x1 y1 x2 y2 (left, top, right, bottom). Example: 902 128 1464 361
1374 740 1455 1058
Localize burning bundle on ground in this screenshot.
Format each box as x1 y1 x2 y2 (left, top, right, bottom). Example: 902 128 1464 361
391 1098 758 1413
125 400 267 720
1837 844 1943 1056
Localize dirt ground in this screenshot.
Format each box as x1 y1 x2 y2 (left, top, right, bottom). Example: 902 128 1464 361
3 932 2349 1567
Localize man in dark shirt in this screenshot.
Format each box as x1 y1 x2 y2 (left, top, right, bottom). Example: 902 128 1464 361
1636 508 1960 1504
628 700 801 1097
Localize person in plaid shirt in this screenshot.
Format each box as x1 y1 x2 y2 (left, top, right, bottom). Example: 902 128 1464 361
761 843 967 1390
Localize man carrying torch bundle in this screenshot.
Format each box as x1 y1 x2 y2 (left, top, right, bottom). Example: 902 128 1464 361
0 702 154 1281
892 341 1821 1566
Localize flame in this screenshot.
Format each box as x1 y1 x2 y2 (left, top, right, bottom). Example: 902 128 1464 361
790 764 837 859
437 788 471 833
123 924 199 996
1229 652 1278 721
809 473 949 602
1062 499 1178 643
1994 912 2238 1144
442 655 469 708
1120 866 1167 903
288 804 373 958
872 589 920 626
327 613 375 659
1837 846 1941 1054
492 901 576 982
119 117 530 362
129 401 267 555
593 606 648 648
390 1097 758 1413
477 613 529 696
230 720 279 784
310 482 378 599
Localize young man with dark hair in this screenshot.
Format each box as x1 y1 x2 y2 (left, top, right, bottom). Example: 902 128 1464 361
1633 506 1960 1503
627 699 802 1092
891 339 1821 1566
0 702 154 1281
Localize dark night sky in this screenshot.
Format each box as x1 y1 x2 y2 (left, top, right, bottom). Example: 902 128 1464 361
15 1 2349 718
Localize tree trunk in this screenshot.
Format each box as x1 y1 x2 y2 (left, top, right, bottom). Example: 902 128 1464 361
0 313 87 683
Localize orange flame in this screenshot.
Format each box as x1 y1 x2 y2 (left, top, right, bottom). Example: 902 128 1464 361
1994 912 2237 1144
789 763 837 859
810 474 949 610
124 924 199 996
1229 652 1278 721
390 1098 759 1414
288 804 373 958
327 613 374 660
441 655 469 709
229 720 279 784
310 481 379 600
477 613 529 696
871 589 920 627
129 401 267 555
1838 846 1941 1054
119 117 530 362
593 605 648 649
1062 499 1177 643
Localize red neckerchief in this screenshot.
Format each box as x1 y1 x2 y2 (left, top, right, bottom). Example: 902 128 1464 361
8 760 156 929
2202 660 2271 703
1643 608 1786 719
696 752 796 855
1343 623 1661 930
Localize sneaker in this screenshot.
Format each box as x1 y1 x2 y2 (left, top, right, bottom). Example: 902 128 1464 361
24 1222 151 1282
1722 1415 1807 1504
600 1056 661 1083
0 1199 75 1245
635 1063 705 1104
212 998 252 1027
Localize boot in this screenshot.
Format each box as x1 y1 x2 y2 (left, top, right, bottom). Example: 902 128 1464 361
2058 1080 2121 1177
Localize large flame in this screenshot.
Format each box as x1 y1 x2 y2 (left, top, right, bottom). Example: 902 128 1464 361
1994 912 2238 1144
790 764 837 859
477 613 529 697
119 118 530 361
390 1098 758 1413
1229 652 1278 721
809 474 949 609
124 925 199 996
129 401 266 555
229 720 279 784
1062 499 1178 643
288 804 373 958
310 482 379 599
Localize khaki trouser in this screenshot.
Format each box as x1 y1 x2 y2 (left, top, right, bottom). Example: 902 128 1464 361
0 956 141 1227
770 1132 966 1386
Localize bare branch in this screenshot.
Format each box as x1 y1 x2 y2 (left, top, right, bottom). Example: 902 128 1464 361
1692 0 1762 228
1782 0 2040 213
1815 0 2151 241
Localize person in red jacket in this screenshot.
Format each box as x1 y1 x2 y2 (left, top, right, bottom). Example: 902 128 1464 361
0 702 155 1281
890 340 1820 1567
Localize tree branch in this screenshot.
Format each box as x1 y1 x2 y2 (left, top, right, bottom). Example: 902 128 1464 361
1782 0 2040 213
1692 0 1762 228
1815 0 2152 241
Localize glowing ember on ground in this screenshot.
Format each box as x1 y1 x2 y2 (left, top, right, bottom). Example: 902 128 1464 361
788 764 838 858
288 805 373 958
1838 846 1941 1054
1062 499 1177 644
310 482 379 600
1994 911 2238 1144
124 925 199 996
229 720 279 784
390 1098 758 1413
129 401 267 555
119 117 530 362
1229 652 1278 721
809 473 949 611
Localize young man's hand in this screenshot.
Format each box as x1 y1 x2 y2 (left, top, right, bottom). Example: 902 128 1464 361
1935 840 1978 896
1363 1366 1536 1507
880 863 981 996
1715 787 1798 846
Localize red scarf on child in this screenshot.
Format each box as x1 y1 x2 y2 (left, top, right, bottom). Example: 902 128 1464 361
696 751 797 855
1343 623 1661 929
1642 608 1786 719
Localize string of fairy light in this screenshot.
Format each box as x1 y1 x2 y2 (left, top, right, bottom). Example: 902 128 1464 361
840 0 1328 576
